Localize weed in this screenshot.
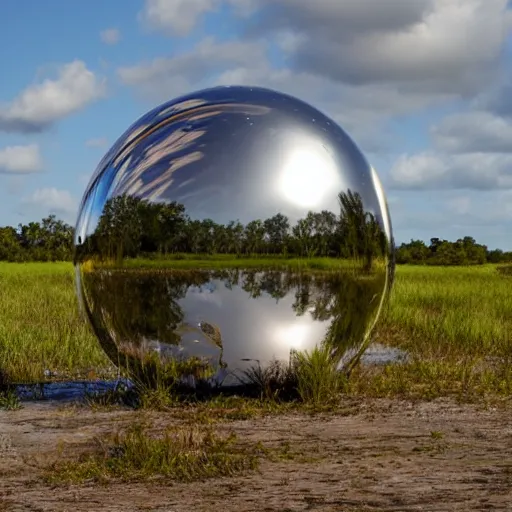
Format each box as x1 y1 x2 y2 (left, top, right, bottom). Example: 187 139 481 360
292 345 347 405
45 423 260 484
0 389 21 410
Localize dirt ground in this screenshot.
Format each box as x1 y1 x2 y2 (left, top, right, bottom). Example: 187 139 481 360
1 397 511 512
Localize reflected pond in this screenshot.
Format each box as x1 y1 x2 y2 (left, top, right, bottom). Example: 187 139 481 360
79 267 392 386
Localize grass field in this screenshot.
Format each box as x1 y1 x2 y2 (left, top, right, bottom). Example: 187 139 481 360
1 261 511 399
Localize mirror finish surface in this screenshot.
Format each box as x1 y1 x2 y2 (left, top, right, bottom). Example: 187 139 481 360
74 86 395 385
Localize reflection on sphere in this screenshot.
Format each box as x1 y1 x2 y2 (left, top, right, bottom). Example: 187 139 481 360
74 86 395 387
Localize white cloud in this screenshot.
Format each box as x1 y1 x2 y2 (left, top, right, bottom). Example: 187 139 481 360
117 38 454 153
389 151 512 190
391 105 512 190
139 0 255 36
0 60 106 133
432 111 512 153
118 38 267 91
100 28 121 45
127 0 512 127
121 1 512 152
134 0 512 97
252 0 512 97
85 137 108 148
121 0 512 249
0 144 43 174
139 0 218 36
22 187 78 219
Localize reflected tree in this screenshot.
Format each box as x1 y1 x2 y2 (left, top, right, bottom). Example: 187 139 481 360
76 189 390 271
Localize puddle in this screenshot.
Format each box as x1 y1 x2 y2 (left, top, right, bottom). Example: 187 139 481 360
15 344 407 403
16 379 132 403
361 343 408 365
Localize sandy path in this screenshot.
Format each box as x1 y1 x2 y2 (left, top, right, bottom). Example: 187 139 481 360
1 398 511 511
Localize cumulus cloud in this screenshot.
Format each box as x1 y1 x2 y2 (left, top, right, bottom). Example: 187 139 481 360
250 0 512 97
122 0 512 156
139 0 218 36
0 144 43 174
136 0 511 97
0 60 106 133
432 111 512 153
100 28 121 45
118 38 267 93
139 0 255 35
117 38 453 152
389 151 512 190
390 106 512 191
123 0 512 246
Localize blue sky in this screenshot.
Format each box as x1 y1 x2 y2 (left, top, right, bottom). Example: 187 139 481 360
1 0 512 250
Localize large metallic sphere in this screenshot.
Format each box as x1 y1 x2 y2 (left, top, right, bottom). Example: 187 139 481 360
74 86 394 386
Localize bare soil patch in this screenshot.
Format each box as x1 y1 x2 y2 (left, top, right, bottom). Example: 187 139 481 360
1 398 511 511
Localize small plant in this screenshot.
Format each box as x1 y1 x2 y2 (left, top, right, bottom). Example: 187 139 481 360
0 388 21 410
242 348 348 406
0 369 21 410
84 384 135 409
45 423 260 484
117 351 221 409
242 359 298 400
291 345 346 406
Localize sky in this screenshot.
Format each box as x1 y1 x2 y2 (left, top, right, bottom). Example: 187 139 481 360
1 0 512 250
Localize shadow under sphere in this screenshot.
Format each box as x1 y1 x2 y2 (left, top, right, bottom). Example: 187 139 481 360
74 85 395 387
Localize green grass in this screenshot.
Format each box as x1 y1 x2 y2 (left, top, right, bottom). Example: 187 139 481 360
381 265 511 355
1 261 511 400
355 264 512 399
0 262 109 383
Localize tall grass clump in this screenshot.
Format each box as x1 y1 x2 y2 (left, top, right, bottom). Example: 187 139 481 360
292 346 346 405
113 349 224 409
242 346 346 406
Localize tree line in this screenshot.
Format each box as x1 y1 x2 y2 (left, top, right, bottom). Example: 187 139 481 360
0 215 74 262
75 190 389 271
396 237 512 266
1 191 510 266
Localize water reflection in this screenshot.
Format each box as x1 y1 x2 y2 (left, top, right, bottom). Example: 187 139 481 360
79 268 385 384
